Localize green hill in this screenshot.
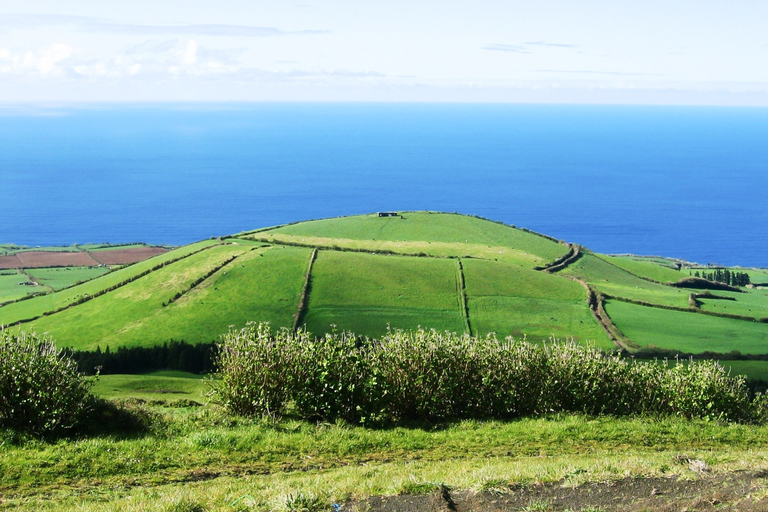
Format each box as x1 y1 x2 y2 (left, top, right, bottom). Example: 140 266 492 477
2 211 767 367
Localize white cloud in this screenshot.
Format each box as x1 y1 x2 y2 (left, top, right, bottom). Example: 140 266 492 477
0 43 77 76
180 40 198 65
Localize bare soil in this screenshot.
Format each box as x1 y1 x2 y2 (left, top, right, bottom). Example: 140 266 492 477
346 471 768 511
88 246 168 265
0 251 99 269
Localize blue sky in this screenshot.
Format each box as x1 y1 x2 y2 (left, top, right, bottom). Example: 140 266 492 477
1 0 767 104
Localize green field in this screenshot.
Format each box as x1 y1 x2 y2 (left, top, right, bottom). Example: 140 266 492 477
92 371 207 401
696 287 768 319
18 244 253 350
25 266 111 291
257 212 568 267
597 254 686 283
462 258 611 346
0 240 218 326
562 253 691 307
0 271 39 303
606 300 768 353
303 250 466 336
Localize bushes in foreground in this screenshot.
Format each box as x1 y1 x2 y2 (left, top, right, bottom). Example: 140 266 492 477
0 329 96 437
212 323 765 424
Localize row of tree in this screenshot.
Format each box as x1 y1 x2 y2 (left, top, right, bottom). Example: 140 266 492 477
693 268 751 287
67 340 217 375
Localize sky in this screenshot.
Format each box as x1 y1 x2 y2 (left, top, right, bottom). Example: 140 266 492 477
1 0 768 105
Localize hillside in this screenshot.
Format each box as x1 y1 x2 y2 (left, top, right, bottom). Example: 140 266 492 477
1 212 767 365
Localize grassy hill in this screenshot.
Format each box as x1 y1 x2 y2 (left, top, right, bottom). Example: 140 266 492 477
2 211 767 371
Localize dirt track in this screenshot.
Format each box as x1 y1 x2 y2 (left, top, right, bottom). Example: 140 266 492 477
347 471 768 511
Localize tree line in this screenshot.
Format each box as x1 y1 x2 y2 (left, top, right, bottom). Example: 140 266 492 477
693 268 750 287
67 340 217 375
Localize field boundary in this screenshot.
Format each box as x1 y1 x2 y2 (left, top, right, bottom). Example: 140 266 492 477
565 275 635 351
162 252 248 307
293 248 318 332
536 243 582 273
456 258 472 335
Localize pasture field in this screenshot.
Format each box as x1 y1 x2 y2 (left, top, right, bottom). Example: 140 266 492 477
259 212 569 266
0 244 81 255
696 287 768 319
303 250 466 336
17 243 252 350
606 300 768 354
718 360 768 382
562 253 691 307
461 258 611 346
92 371 207 402
25 266 111 291
597 254 686 283
0 271 37 303
0 239 218 326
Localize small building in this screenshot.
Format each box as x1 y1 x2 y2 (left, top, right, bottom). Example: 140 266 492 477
378 212 399 217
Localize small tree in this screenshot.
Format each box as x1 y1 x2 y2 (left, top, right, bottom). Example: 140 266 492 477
0 328 95 437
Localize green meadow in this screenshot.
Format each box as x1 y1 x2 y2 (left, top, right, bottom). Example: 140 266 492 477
25 266 111 291
606 300 768 353
303 250 466 336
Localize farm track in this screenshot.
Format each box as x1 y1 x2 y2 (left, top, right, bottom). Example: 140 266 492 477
351 471 768 512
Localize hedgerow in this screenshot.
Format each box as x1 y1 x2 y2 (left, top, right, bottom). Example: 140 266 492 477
212 323 764 425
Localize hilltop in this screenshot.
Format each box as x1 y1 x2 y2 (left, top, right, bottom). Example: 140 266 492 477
1 211 767 372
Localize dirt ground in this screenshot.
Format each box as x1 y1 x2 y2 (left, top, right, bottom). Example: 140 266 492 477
346 471 768 511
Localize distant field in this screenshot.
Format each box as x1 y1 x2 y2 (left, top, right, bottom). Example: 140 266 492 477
303 250 465 337
259 212 568 267
19 243 253 350
25 266 111 291
0 240 218 326
606 300 768 353
562 253 691 308
92 371 207 401
462 258 611 347
0 250 100 269
696 288 768 320
598 254 686 283
0 271 38 303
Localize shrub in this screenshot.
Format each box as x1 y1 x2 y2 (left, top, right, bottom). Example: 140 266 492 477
211 324 761 424
210 322 297 417
0 328 95 437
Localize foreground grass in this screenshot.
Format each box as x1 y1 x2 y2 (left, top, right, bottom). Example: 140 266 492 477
4 408 768 511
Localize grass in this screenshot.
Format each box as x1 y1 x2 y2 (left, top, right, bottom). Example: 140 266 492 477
718 360 768 381
303 250 466 337
597 254 686 283
5 410 768 511
0 240 219 326
92 372 207 401
0 271 37 303
16 244 252 350
562 253 691 308
257 212 569 267
24 266 111 291
606 300 768 353
696 287 768 319
461 258 611 346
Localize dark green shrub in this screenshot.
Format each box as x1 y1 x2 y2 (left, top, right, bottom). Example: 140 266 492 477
291 329 372 423
0 329 95 437
210 322 297 417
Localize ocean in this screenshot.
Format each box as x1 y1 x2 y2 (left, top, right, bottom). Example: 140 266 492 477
1 103 767 267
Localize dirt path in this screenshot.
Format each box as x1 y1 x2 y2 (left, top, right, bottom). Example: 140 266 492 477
347 471 768 511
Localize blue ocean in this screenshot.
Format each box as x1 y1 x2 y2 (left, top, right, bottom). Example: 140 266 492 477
1 103 767 267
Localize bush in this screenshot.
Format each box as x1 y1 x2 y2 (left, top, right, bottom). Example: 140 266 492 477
210 324 761 424
0 328 95 437
210 322 297 417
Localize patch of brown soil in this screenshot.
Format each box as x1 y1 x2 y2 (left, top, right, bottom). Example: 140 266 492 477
4 251 100 269
347 471 768 511
88 247 168 265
